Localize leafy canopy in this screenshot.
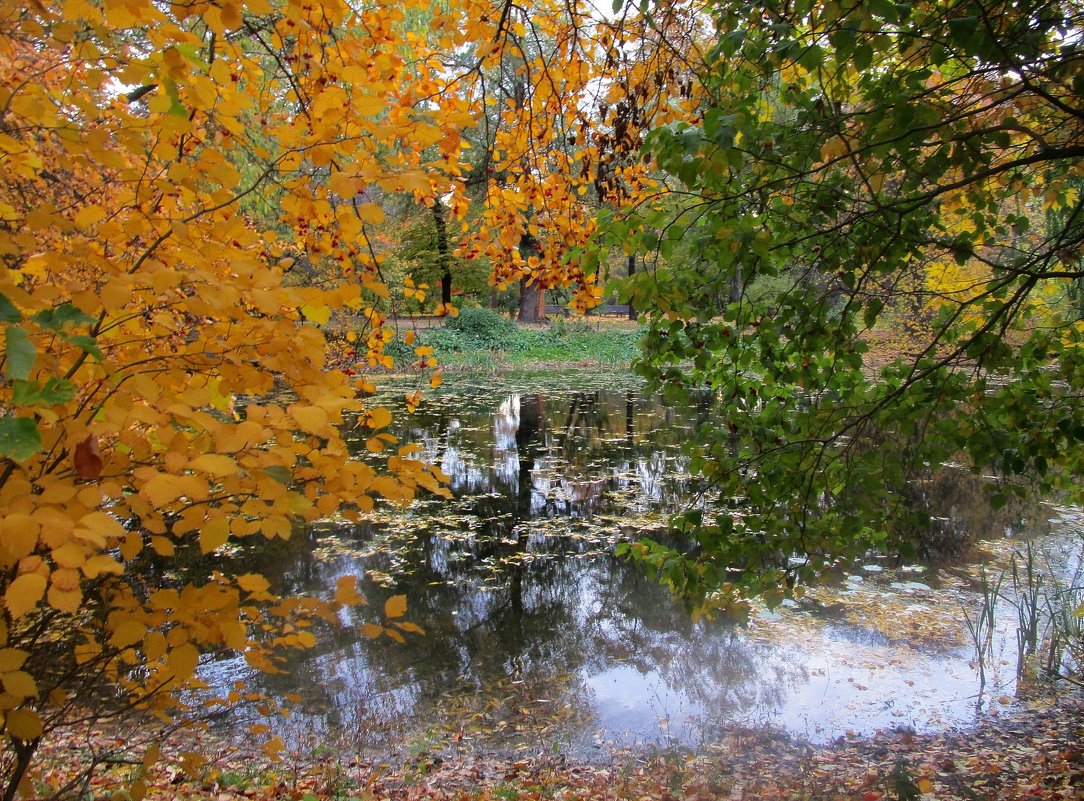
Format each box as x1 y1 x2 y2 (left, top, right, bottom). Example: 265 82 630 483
613 0 1084 612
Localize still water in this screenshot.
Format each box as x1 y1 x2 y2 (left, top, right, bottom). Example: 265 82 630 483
207 370 1082 758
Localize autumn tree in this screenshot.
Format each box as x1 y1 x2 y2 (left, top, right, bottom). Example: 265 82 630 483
614 0 1084 611
0 2 463 796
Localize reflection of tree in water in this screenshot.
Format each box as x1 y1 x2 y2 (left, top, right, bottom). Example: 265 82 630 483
209 380 1033 756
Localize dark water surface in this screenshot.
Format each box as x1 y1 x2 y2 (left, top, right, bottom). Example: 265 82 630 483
204 370 1083 758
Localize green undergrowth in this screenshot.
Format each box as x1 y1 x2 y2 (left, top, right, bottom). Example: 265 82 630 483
386 309 643 369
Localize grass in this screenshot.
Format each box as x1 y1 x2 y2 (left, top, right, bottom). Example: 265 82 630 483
387 312 643 370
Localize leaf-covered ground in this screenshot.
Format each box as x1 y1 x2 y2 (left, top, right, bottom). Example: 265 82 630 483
31 687 1084 801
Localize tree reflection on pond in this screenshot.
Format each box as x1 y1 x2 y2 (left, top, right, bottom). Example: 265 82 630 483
203 372 1073 760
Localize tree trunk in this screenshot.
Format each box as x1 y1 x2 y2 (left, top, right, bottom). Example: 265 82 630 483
431 201 453 306
517 234 546 322
627 254 637 320
518 278 546 322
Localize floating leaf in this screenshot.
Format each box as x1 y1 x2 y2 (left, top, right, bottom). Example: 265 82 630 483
384 594 407 619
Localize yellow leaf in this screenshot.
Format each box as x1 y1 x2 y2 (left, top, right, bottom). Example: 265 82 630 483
366 407 392 429
0 649 27 673
6 708 42 741
142 743 161 769
77 512 126 541
129 778 148 801
51 543 85 570
384 594 407 620
5 574 46 619
47 586 82 614
83 555 123 578
199 517 230 554
300 304 331 325
110 619 147 649
355 203 385 225
189 454 239 477
141 473 179 507
289 404 329 435
916 778 933 794
360 623 384 639
167 643 199 680
334 575 365 606
430 372 442 389
2 671 37 698
0 514 38 564
236 573 271 597
365 437 385 453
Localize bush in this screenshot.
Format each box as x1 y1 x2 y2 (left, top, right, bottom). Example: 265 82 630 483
445 306 517 350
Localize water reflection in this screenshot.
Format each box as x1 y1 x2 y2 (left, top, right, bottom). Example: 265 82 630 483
204 372 1078 759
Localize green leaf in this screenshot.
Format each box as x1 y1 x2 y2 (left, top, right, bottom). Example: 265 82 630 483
12 377 77 406
0 293 21 324
853 44 873 72
263 465 293 484
5 325 36 380
0 416 42 461
64 334 102 360
32 303 96 331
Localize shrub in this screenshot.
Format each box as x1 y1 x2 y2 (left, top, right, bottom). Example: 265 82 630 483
445 306 517 350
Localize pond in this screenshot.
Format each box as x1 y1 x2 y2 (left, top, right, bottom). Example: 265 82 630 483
204 370 1084 760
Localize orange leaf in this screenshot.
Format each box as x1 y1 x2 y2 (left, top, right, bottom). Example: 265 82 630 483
74 435 102 479
384 594 407 619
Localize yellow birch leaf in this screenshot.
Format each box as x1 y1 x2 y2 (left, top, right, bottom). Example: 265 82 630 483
51 543 85 570
384 628 405 644
199 517 230 554
74 204 107 229
142 743 161 769
366 407 392 429
236 573 271 596
430 372 443 388
334 576 365 606
916 778 934 794
0 514 37 563
99 280 130 311
289 405 329 434
189 454 239 477
144 631 167 661
2 671 37 698
365 437 384 453
47 586 82 614
150 536 175 557
299 304 331 325
167 643 199 680
110 620 147 649
384 594 407 619
6 708 42 741
360 623 384 639
50 567 80 591
5 574 46 619
120 532 143 560
83 555 123 578
130 778 147 801
0 649 27 673
78 512 126 541
355 203 385 224
141 473 179 507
